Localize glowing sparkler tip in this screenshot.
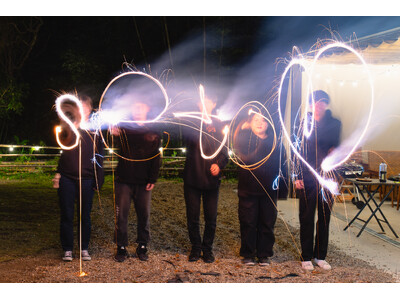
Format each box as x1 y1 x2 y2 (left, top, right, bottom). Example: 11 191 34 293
222 125 229 135
322 178 339 196
248 108 254 115
78 271 88 277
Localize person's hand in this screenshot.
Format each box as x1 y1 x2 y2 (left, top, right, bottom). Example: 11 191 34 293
145 183 155 191
295 180 304 190
210 164 220 176
52 173 61 189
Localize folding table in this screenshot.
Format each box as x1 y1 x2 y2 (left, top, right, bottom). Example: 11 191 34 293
343 178 399 238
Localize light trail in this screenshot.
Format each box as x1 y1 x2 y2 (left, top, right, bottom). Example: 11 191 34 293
173 84 230 160
54 94 84 150
278 42 374 195
228 101 277 171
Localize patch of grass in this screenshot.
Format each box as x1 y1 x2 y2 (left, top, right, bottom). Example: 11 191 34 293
0 173 59 262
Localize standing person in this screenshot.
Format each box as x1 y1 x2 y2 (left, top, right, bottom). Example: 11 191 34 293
234 112 281 266
294 90 341 271
112 102 161 263
53 95 104 262
182 93 229 263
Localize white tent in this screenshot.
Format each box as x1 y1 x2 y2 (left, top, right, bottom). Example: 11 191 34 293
284 27 400 174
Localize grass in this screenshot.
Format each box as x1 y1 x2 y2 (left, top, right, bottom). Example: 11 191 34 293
0 172 60 261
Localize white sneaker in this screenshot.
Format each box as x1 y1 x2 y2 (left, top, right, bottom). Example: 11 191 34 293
82 250 91 261
62 251 73 261
313 258 331 270
301 261 314 271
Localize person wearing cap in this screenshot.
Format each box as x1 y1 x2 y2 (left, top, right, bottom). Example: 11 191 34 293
294 90 341 271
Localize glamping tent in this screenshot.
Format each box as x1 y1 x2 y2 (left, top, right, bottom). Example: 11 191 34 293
285 27 400 175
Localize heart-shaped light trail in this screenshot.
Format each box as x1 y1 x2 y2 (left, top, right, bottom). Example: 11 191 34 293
278 42 374 195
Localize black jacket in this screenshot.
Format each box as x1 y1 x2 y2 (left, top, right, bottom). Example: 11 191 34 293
57 129 104 189
182 119 229 190
115 126 161 185
300 110 342 183
235 125 281 197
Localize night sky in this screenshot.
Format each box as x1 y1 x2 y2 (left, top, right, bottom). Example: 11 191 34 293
1 15 399 146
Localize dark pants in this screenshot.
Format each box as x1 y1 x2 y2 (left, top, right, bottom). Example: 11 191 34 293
297 180 334 261
58 175 95 251
114 182 151 247
184 184 219 252
238 192 277 259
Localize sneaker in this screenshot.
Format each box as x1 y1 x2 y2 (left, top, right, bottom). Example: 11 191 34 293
301 261 314 271
114 246 128 262
82 250 91 261
188 248 201 262
202 250 215 263
62 251 73 261
313 258 332 270
136 244 148 261
258 257 270 266
242 257 256 266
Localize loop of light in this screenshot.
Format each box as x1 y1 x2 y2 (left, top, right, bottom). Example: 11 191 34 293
55 94 84 150
228 101 277 171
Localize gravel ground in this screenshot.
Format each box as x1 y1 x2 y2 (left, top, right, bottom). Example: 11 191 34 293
0 181 396 283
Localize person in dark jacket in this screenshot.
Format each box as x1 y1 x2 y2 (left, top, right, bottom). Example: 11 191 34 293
234 111 281 266
112 101 161 262
182 95 228 263
294 90 341 271
53 95 104 262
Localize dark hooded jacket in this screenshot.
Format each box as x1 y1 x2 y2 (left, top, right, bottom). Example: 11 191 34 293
114 126 161 185
300 109 341 183
183 119 229 190
234 124 282 197
57 129 104 189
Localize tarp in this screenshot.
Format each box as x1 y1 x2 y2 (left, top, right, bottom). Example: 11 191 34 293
297 27 400 152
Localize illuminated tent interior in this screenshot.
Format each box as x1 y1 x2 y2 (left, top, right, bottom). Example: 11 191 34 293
286 27 400 175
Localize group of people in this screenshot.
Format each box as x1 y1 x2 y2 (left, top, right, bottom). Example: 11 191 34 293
52 89 341 272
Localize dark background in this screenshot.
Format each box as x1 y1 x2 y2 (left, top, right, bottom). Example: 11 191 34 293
1 16 399 146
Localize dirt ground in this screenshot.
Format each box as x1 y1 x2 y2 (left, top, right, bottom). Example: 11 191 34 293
0 181 396 283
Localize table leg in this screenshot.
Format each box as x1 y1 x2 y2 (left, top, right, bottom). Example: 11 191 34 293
357 186 398 238
344 183 370 231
